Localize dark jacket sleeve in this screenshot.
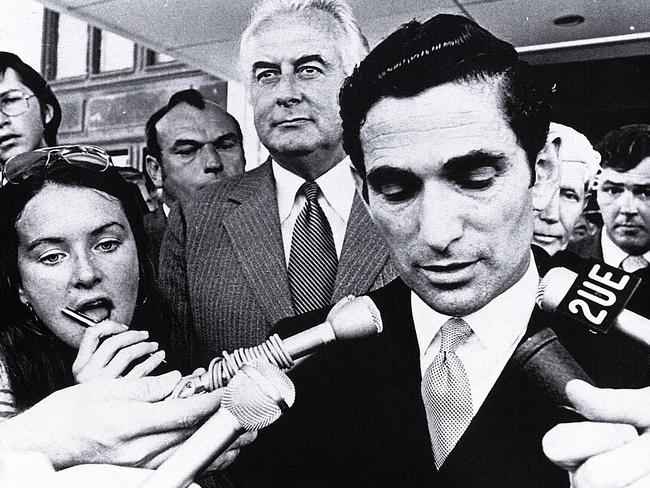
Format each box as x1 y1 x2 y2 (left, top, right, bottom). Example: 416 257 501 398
159 201 196 373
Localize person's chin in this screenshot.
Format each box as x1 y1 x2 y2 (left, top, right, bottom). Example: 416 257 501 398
0 142 28 163
420 286 489 317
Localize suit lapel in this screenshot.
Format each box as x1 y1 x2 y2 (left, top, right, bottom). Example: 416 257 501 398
223 162 294 324
332 191 391 301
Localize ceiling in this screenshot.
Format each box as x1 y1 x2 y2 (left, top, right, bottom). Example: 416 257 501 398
37 0 650 80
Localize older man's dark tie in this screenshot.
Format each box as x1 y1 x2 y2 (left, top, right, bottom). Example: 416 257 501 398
287 181 338 314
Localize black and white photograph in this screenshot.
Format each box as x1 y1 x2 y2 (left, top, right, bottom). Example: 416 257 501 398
0 1 649 486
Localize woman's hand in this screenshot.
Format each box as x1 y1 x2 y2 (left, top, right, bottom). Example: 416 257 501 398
72 320 165 383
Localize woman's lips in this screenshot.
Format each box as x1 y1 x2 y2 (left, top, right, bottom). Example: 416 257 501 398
75 298 113 323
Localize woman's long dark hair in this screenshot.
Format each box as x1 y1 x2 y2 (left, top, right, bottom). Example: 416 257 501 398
0 161 166 410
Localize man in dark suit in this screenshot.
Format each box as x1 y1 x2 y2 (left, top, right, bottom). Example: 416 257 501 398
232 14 649 488
569 125 650 273
144 89 246 267
159 0 395 370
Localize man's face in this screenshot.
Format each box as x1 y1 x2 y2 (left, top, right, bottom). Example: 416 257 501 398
597 156 650 255
243 11 348 170
152 102 245 203
533 162 587 255
361 82 553 316
0 68 49 164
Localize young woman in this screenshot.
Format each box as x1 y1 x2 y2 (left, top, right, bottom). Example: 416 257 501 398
0 145 168 417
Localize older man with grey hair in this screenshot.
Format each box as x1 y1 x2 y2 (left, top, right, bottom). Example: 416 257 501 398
160 0 395 373
532 122 601 256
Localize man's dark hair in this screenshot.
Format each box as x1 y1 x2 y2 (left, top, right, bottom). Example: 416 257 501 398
145 88 243 161
340 14 552 187
0 52 62 146
596 124 650 173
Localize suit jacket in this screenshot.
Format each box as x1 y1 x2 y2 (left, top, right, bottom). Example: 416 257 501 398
232 250 650 488
567 228 604 262
143 205 167 273
159 161 396 371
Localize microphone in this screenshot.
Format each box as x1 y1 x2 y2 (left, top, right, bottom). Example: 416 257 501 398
537 266 650 346
169 295 382 399
141 359 295 488
513 327 593 409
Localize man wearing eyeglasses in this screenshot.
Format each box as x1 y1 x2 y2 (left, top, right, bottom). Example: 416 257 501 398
0 52 61 166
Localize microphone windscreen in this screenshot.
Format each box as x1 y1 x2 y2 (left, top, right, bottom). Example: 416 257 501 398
536 267 578 312
513 328 593 408
327 295 383 340
223 359 296 431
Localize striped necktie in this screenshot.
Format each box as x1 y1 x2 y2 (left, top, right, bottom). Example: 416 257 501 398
421 317 474 469
287 181 338 314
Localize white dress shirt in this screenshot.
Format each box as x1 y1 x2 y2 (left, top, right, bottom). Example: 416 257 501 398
272 158 356 265
601 229 650 268
412 252 539 415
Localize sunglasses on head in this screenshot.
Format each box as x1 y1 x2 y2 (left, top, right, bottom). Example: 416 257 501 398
1 145 113 187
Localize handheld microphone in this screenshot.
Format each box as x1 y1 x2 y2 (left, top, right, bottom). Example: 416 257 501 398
513 327 593 409
537 266 650 346
169 295 382 399
141 359 295 488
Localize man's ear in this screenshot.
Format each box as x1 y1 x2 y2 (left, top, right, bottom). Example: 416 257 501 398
145 155 164 188
43 104 54 125
531 135 561 212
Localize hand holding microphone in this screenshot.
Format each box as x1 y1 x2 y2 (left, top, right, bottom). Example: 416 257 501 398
170 294 382 399
543 380 650 488
141 359 295 488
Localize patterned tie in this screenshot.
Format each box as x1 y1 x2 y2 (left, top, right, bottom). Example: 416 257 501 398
421 317 474 469
287 182 338 314
620 255 650 273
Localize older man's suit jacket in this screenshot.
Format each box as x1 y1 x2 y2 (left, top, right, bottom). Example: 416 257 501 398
159 161 396 371
567 228 604 262
232 249 650 488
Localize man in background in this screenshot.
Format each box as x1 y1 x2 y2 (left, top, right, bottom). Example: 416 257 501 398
570 124 650 272
144 88 246 264
533 122 600 256
160 0 394 370
0 52 61 166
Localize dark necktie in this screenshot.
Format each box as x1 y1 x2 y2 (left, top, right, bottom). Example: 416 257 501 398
287 182 338 314
421 317 473 469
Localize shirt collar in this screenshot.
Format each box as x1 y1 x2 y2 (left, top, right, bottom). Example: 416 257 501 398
412 251 539 357
272 157 356 224
601 228 650 265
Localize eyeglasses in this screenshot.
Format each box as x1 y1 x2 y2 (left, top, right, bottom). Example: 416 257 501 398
1 145 113 187
0 90 37 117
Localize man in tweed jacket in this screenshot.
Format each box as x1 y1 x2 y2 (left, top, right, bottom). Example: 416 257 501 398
159 0 395 371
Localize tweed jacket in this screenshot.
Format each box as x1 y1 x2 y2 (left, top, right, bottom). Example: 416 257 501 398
159 161 396 371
